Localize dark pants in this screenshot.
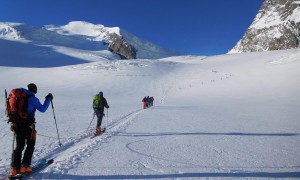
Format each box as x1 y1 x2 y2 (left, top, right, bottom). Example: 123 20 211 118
94 109 104 128
11 125 36 169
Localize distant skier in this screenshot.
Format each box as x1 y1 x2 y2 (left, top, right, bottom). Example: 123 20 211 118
142 96 148 109
8 83 53 176
93 91 109 135
146 96 151 108
149 96 154 107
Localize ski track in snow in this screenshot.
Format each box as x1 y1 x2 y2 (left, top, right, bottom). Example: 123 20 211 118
126 138 200 168
34 108 145 177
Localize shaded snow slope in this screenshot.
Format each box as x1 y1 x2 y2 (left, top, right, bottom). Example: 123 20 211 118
0 48 299 179
120 29 182 59
0 22 119 67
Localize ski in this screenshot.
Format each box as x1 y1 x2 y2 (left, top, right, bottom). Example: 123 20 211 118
7 159 54 180
90 128 106 139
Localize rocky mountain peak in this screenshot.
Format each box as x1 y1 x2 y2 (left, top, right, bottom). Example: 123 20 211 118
229 0 300 54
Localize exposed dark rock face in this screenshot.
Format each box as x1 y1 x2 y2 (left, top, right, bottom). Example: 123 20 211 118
108 33 137 59
229 0 300 54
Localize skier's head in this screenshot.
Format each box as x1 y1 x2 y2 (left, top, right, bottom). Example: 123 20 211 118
28 83 37 94
99 91 103 97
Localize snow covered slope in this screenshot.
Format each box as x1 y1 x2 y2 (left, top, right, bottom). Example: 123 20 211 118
0 47 299 179
46 21 182 59
229 0 300 53
45 21 121 42
0 22 119 67
0 21 181 67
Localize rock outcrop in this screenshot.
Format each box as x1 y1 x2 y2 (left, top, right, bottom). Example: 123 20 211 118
229 0 300 54
108 33 137 59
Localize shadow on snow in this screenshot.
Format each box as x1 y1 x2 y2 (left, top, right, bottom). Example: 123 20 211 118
114 131 300 137
0 39 89 68
26 171 300 179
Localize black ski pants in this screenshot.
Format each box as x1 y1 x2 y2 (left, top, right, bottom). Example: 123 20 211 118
94 109 104 128
11 125 36 169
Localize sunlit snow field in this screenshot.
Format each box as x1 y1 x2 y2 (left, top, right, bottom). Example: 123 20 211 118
0 48 300 179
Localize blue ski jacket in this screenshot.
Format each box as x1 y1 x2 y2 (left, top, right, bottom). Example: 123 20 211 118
21 88 51 118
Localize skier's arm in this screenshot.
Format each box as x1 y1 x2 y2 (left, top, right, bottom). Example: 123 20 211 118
103 98 109 108
34 98 51 113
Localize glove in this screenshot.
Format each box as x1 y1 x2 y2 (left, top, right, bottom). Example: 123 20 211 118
10 123 17 132
107 105 110 108
45 93 53 100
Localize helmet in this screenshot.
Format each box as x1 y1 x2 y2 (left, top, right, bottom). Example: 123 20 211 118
28 83 37 94
99 91 103 96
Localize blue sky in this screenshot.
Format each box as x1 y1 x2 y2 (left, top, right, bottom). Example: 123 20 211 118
1 0 263 55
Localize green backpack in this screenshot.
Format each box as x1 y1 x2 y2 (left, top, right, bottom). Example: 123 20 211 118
93 94 103 108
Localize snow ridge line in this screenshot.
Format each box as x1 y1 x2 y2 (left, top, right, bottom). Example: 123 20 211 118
38 108 145 176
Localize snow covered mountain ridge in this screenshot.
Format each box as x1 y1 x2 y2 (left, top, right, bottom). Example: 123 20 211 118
0 23 24 40
229 0 300 54
0 21 181 63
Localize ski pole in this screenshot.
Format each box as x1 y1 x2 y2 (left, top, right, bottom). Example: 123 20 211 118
50 100 62 146
106 108 108 123
86 112 96 132
105 108 108 128
11 133 16 161
5 89 9 123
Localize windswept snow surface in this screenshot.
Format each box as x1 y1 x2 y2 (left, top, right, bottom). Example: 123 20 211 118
0 48 300 179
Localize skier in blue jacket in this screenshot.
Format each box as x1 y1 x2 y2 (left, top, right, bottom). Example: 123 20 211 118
10 83 53 176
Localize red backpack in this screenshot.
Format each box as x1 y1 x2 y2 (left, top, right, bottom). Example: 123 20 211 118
6 88 29 122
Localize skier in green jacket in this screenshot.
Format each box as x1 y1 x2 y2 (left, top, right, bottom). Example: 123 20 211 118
93 91 109 135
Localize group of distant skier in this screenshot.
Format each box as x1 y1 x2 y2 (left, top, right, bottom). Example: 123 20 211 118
142 96 154 109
